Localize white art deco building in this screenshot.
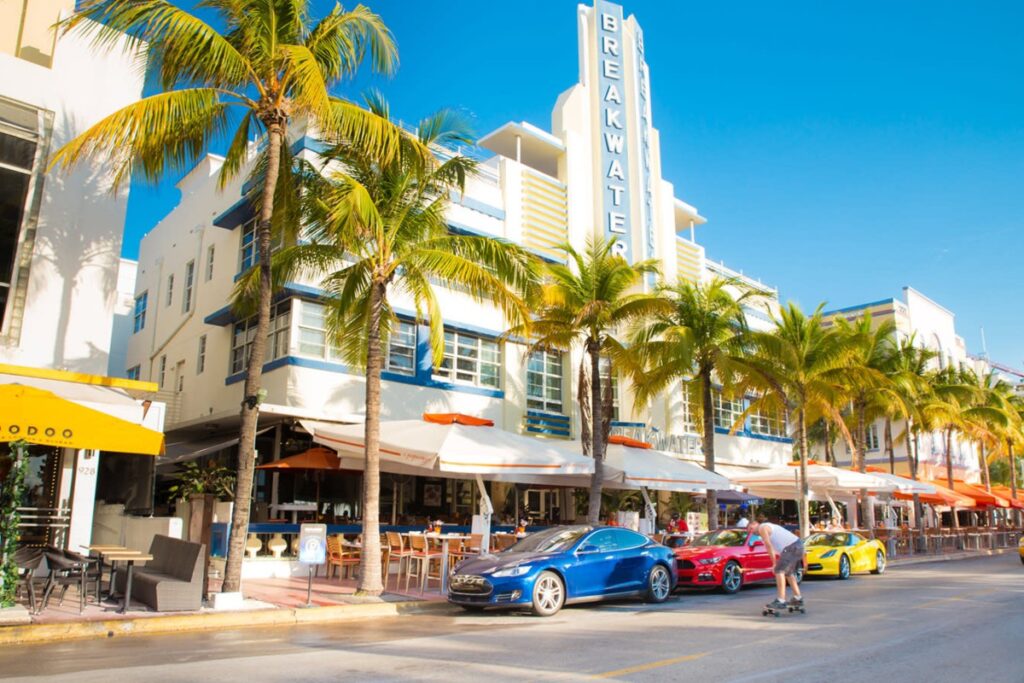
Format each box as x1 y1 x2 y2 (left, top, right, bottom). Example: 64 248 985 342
125 1 791 521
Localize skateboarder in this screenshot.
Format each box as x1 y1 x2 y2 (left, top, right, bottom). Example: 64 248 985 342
748 518 804 612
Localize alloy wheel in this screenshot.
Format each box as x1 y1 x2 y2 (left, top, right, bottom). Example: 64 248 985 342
532 572 564 616
649 565 671 602
839 554 850 579
872 550 886 575
722 561 742 593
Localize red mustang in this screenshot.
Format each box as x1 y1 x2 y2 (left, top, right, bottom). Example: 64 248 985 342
673 528 802 593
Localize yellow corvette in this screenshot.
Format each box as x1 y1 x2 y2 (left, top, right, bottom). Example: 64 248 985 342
804 531 886 579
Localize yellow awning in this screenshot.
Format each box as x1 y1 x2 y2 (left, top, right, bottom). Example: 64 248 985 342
0 384 164 455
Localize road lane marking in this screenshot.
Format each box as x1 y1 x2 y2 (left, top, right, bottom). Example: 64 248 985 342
594 652 708 678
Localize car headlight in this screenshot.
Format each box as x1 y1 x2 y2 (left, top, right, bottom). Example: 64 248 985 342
697 557 723 565
492 564 532 578
820 550 837 558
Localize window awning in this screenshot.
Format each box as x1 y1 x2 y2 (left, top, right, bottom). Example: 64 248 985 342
0 384 164 455
160 427 274 467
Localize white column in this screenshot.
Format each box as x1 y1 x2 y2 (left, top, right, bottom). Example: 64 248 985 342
67 449 100 552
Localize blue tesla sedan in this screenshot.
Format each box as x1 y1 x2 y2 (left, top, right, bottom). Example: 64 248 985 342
448 525 677 616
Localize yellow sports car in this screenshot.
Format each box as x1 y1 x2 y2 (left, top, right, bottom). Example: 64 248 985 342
804 531 886 579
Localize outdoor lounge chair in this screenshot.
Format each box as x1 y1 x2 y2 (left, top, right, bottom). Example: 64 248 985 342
114 535 204 612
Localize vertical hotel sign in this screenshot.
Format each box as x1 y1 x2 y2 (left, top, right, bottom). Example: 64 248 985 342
595 1 631 260
634 25 656 273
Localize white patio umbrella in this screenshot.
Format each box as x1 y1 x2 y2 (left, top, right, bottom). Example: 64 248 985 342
730 463 897 499
863 469 937 495
305 413 597 548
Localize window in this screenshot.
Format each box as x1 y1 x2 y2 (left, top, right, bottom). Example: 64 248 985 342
297 300 335 359
205 245 215 281
750 407 786 437
2 1 65 68
182 261 195 313
713 391 744 430
132 292 148 333
158 355 166 389
165 274 174 307
680 383 698 432
230 300 291 374
864 423 880 451
527 349 563 413
239 218 256 271
197 335 206 374
126 365 140 381
385 320 417 376
433 330 500 389
0 99 43 331
598 357 619 422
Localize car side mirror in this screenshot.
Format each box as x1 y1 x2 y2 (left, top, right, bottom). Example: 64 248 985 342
750 540 764 548
578 544 600 554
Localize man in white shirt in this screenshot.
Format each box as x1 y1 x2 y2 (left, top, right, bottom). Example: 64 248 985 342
748 518 804 610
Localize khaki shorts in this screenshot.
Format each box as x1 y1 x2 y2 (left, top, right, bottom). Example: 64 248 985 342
774 541 804 576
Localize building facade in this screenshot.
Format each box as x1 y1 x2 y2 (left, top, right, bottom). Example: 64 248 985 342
125 1 791 522
1 2 164 552
820 287 989 482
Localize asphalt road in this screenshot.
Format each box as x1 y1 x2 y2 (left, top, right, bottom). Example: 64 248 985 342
2 555 1021 682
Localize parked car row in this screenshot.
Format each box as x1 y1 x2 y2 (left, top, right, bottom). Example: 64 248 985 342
447 525 890 616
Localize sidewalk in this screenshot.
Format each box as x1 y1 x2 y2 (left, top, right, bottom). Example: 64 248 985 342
0 574 452 646
888 546 1014 567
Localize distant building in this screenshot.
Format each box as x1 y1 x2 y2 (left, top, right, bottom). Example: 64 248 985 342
819 287 993 482
124 1 789 524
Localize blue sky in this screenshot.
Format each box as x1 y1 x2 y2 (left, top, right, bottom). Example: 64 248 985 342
124 1 1024 366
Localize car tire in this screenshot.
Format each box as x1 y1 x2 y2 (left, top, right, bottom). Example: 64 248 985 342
838 554 851 580
531 571 565 617
870 550 886 575
647 564 672 603
721 561 742 594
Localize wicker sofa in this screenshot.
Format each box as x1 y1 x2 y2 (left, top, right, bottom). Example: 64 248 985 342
115 535 204 612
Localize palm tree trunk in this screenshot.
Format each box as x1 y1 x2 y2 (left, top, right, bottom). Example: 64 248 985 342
798 406 810 538
222 120 284 594
945 427 959 531
857 403 874 532
357 280 386 595
700 366 718 531
824 421 834 466
885 418 895 474
586 339 604 524
1009 441 1020 528
979 442 992 528
906 425 925 537
578 359 592 457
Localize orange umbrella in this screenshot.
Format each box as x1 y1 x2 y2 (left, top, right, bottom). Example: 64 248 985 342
990 485 1024 510
256 446 346 471
903 480 976 507
947 480 1010 509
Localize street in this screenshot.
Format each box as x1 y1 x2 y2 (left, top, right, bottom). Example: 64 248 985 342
1 555 1020 682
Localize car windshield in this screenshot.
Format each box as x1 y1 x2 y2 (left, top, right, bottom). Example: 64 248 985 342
806 532 850 547
507 526 592 554
690 530 747 547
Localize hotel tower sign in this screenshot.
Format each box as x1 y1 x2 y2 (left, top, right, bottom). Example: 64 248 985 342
595 1 632 260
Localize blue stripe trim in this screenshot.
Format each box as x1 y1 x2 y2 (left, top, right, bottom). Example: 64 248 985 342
821 298 897 316
450 191 506 220
225 354 504 398
714 426 793 444
212 197 252 229
525 425 571 437
526 410 570 423
611 421 646 428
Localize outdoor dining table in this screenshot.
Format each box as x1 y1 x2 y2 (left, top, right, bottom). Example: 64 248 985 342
100 550 153 613
85 544 128 600
413 533 471 595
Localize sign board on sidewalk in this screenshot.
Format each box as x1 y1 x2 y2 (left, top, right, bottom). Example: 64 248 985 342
298 523 326 565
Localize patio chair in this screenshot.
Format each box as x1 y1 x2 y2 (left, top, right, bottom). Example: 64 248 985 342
386 531 413 578
404 534 441 593
326 535 359 579
14 547 47 613
39 548 100 614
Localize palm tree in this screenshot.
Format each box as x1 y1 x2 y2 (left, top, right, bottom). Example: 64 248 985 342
259 99 538 594
51 0 399 594
832 313 898 528
630 278 759 530
739 303 856 536
518 238 662 524
879 336 938 534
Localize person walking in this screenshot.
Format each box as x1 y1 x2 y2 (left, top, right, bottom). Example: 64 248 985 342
748 518 804 611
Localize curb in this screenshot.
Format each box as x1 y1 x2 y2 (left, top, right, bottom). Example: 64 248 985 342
0 599 454 646
890 547 1013 567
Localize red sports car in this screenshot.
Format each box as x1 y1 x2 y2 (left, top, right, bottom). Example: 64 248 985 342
673 528 802 593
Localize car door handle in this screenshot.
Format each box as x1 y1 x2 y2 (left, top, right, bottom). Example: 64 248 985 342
605 555 615 561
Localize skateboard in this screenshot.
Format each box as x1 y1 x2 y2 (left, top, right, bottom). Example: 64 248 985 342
762 602 805 617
